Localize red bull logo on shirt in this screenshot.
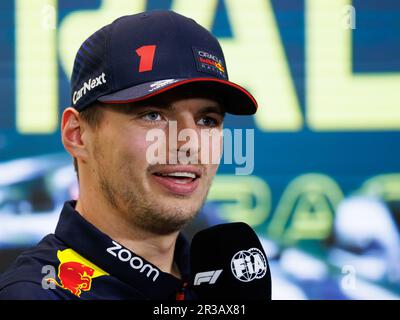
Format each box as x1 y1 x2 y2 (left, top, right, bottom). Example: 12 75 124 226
49 249 109 297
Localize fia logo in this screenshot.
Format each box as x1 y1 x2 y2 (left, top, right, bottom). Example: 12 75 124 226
230 248 267 282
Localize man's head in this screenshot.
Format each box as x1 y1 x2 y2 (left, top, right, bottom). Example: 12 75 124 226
62 10 257 235
63 84 224 235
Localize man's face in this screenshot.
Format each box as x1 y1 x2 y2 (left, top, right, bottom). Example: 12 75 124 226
86 88 224 235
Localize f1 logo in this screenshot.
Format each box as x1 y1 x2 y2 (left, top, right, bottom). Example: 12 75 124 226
193 270 223 286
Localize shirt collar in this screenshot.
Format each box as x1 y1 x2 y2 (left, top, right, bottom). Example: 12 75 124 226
55 200 190 299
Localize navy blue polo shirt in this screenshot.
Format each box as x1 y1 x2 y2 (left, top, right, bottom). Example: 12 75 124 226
0 201 195 300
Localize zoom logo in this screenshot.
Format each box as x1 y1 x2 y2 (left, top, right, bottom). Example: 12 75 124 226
231 248 267 282
106 241 159 282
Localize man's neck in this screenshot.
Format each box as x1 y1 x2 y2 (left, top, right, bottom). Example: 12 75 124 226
74 197 180 278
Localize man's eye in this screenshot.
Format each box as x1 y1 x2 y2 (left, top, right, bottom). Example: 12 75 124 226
142 112 162 122
197 116 218 127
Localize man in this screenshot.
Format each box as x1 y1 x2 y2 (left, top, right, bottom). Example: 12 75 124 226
0 10 257 299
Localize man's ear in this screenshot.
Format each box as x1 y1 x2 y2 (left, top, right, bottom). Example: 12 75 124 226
61 107 89 161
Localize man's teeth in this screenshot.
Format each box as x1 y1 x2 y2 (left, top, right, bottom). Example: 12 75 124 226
159 172 196 179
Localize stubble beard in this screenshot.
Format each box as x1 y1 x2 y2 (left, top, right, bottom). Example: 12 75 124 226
96 156 210 235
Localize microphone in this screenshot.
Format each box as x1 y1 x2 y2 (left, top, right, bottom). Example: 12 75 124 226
190 222 271 300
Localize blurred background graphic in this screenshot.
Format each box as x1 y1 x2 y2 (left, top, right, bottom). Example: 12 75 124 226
1 0 399 299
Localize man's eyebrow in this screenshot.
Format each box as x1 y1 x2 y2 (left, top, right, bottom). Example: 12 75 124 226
122 102 225 116
126 100 171 111
197 106 225 117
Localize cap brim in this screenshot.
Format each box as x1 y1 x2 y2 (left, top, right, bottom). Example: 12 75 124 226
97 78 257 115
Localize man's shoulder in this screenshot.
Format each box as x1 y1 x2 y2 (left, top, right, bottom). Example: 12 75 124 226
0 281 62 300
0 234 67 299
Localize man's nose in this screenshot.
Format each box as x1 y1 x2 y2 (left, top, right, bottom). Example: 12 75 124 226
169 117 201 164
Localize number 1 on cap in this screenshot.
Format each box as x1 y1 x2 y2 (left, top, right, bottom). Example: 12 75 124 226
136 45 156 72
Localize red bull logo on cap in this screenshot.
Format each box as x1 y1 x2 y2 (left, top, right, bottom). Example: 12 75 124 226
49 249 109 297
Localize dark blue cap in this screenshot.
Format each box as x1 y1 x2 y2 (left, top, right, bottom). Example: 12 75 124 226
70 10 257 115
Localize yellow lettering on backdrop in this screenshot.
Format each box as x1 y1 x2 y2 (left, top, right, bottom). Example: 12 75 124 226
58 0 146 78
207 175 271 227
16 0 58 133
20 1 400 133
268 173 343 243
307 0 400 130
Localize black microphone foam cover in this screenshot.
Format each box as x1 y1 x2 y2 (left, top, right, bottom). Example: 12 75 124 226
190 222 271 300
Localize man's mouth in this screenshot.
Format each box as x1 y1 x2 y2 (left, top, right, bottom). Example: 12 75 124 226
151 166 201 196
154 171 197 182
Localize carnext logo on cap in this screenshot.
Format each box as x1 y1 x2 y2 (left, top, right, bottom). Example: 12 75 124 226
73 72 107 105
193 47 227 79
